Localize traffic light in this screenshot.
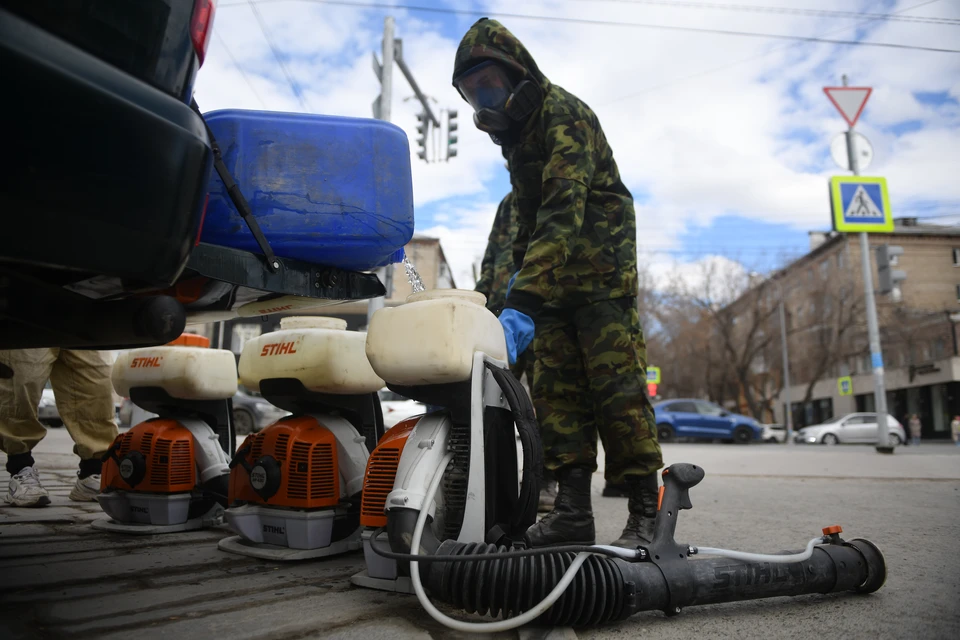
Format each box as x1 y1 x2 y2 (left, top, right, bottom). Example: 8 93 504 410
446 109 458 161
876 245 906 295
415 111 428 162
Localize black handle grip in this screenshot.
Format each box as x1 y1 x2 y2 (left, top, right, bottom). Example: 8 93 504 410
661 463 704 511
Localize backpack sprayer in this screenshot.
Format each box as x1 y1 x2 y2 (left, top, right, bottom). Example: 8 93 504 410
353 289 887 632
94 337 235 534
218 317 384 560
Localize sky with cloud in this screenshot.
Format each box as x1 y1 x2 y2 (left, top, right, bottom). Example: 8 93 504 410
196 0 960 291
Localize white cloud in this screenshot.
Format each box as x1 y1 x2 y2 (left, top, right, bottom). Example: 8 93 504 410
417 198 502 288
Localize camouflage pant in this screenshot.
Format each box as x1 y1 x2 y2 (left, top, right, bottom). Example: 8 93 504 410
532 297 663 484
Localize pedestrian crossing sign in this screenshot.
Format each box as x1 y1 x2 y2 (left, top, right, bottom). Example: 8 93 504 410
830 176 893 233
647 366 661 384
838 376 853 396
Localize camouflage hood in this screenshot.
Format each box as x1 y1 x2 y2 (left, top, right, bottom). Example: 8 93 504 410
452 19 549 94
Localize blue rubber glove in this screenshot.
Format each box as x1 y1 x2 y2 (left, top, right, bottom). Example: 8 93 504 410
507 271 519 296
499 308 535 365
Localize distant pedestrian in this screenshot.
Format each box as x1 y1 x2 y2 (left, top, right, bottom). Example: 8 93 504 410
1 349 118 506
908 414 922 447
951 415 960 447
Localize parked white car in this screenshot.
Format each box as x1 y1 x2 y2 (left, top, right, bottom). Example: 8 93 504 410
795 413 906 446
379 388 427 429
761 423 787 443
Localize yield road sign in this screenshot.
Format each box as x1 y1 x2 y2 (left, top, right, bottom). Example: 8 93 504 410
830 176 893 233
647 366 661 384
824 86 872 128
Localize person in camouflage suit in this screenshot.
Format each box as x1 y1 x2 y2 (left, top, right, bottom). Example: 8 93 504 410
453 18 663 548
475 190 557 511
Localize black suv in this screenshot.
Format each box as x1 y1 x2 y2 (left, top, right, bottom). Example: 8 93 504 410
0 0 216 349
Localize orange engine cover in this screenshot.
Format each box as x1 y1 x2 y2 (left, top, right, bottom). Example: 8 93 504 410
359 416 420 528
229 416 341 510
101 420 196 493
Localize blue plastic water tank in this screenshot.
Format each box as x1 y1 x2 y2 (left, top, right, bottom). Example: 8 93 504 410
201 110 415 270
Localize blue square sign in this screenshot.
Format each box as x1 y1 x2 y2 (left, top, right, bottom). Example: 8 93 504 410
830 176 893 233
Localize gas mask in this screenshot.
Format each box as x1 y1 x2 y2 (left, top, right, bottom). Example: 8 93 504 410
454 61 542 136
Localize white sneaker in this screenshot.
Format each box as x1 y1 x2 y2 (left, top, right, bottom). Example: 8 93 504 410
4 466 51 507
69 474 102 502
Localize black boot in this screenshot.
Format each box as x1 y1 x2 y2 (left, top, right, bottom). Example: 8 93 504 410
611 473 659 548
525 466 595 547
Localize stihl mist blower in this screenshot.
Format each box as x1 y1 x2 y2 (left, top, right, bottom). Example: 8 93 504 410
355 289 886 632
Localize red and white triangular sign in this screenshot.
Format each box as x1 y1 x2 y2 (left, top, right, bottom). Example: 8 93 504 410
823 87 872 128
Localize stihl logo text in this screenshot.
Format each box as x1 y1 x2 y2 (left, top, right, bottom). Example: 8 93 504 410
260 342 298 356
130 505 149 514
263 524 286 535
130 357 162 368
257 305 294 314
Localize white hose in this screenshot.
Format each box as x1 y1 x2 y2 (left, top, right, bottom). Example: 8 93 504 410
408 452 593 633
693 536 825 563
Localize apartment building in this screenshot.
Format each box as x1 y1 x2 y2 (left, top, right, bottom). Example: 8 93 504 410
727 218 960 440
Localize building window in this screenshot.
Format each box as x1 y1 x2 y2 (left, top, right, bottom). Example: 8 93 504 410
934 337 946 359
956 284 960 302
837 251 846 270
953 248 960 266
819 260 829 279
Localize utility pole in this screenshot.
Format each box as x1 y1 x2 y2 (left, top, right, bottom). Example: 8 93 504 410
777 281 794 446
841 75 893 454
367 16 395 329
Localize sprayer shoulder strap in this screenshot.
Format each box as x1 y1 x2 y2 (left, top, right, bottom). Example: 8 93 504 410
486 362 542 537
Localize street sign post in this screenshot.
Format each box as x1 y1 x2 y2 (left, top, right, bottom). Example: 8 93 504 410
829 176 893 233
825 75 893 455
647 366 661 384
838 376 853 396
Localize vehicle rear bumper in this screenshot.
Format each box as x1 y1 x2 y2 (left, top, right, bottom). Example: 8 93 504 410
0 8 212 287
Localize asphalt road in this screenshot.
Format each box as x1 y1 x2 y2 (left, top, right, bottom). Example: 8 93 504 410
2 428 958 639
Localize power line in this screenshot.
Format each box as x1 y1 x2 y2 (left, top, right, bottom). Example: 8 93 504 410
221 0 960 54
563 0 960 26
599 0 946 106
245 0 313 112
213 31 269 109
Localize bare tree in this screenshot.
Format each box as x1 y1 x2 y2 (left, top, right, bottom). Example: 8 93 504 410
667 258 779 419
791 280 864 406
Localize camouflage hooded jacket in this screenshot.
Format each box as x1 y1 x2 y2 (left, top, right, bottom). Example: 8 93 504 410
475 191 519 314
453 19 639 317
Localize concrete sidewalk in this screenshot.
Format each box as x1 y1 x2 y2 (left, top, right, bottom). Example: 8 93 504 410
2 430 959 639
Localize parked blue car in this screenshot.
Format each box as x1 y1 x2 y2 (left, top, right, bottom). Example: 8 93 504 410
653 399 762 444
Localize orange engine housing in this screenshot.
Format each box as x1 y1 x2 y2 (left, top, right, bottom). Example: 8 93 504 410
229 416 341 510
359 416 420 528
101 420 196 493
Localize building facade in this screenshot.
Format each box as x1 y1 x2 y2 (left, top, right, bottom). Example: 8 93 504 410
728 219 960 440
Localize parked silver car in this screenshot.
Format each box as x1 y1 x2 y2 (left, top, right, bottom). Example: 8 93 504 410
795 413 906 446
